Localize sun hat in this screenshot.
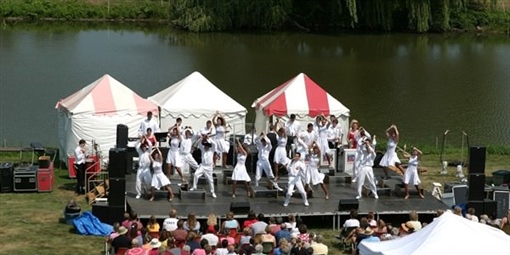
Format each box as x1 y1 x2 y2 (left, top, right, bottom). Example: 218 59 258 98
364 227 374 235
118 226 128 235
401 221 415 233
149 238 162 249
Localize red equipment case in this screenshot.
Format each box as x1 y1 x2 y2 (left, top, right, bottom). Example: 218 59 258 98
67 155 100 178
37 162 54 192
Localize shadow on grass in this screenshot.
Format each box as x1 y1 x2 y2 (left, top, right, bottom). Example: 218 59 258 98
59 183 75 191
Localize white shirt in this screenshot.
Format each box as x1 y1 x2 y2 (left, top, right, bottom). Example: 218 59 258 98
256 136 272 161
139 117 159 136
285 120 301 136
343 219 360 228
180 137 193 154
163 217 178 231
201 233 219 247
328 124 343 141
199 140 215 166
200 126 216 136
74 145 86 164
302 130 317 147
243 133 258 145
135 140 152 169
286 159 305 177
360 144 376 167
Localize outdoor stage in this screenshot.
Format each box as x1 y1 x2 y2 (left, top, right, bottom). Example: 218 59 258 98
124 167 448 229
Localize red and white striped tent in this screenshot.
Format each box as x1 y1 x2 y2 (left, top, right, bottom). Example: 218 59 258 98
252 73 350 139
55 74 158 162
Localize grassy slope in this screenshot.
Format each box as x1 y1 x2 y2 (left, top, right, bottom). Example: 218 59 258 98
0 153 507 255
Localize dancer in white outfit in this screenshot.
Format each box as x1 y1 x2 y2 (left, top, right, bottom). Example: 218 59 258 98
232 138 252 198
273 127 288 180
255 133 283 191
190 136 217 198
135 137 153 199
328 117 343 148
149 147 175 202
356 138 379 200
379 124 405 178
316 115 333 167
352 127 375 183
402 147 424 199
213 112 230 168
283 152 309 207
294 133 309 161
305 146 330 199
166 125 186 182
180 128 199 174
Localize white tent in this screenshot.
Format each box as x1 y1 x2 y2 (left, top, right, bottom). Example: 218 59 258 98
358 212 510 255
148 71 247 135
251 73 350 142
55 74 158 163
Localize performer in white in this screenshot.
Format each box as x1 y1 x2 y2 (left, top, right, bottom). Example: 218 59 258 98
149 147 175 202
139 111 159 137
379 124 404 178
285 114 301 150
180 128 199 174
273 127 288 180
166 125 185 182
356 137 379 200
402 147 425 199
283 152 309 207
294 133 309 161
190 136 217 198
255 133 283 191
352 126 375 183
304 145 330 200
328 117 343 148
135 137 153 199
316 115 333 168
231 138 252 198
213 112 230 168
302 123 318 151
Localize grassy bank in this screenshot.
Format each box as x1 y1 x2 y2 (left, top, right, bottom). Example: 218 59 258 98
0 149 508 254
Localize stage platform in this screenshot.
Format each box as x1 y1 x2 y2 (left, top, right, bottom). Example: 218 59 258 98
124 167 448 228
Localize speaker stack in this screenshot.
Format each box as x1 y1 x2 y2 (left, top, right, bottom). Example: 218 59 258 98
230 202 251 214
467 146 496 217
116 124 129 149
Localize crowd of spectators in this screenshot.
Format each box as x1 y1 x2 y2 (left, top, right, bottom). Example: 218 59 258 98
106 210 329 255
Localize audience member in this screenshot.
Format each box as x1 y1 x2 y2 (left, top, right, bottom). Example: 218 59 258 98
148 238 162 255
147 215 160 237
465 207 479 222
201 228 219 248
407 211 422 231
374 219 387 235
243 211 259 229
221 211 240 236
226 244 238 255
239 227 252 245
366 212 377 228
297 224 310 244
343 210 360 228
252 244 264 255
185 212 202 233
260 225 276 247
207 213 219 234
275 223 291 245
174 220 189 244
186 232 201 253
215 240 229 255
251 213 268 236
310 234 327 255
163 209 179 232
111 226 130 254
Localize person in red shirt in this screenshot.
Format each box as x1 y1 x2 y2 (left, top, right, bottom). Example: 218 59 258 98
242 211 258 229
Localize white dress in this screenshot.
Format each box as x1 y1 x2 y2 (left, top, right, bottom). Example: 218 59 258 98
379 137 400 167
274 135 288 164
151 161 171 189
166 136 183 168
317 124 331 156
403 155 421 185
231 154 251 182
305 154 325 185
214 126 230 154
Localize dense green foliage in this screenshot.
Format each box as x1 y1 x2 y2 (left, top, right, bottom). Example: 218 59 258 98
0 0 508 33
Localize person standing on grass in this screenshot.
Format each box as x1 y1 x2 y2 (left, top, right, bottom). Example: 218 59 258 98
74 139 87 195
402 147 424 199
149 147 175 202
232 138 252 198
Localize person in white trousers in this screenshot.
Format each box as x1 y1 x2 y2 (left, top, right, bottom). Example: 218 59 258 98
180 128 199 175
283 152 309 207
356 138 379 200
190 136 217 198
255 133 283 191
352 127 375 183
135 137 153 199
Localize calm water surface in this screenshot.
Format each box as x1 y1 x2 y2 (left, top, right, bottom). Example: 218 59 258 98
0 23 509 148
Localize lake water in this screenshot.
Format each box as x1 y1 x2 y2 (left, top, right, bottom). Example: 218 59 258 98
1 22 509 148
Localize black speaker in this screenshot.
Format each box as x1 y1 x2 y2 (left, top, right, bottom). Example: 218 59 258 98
92 203 109 223
484 199 498 218
468 200 484 216
230 202 251 214
469 146 486 174
338 199 359 211
468 174 485 201
116 124 129 149
108 178 126 207
452 185 468 205
108 205 125 225
108 148 127 178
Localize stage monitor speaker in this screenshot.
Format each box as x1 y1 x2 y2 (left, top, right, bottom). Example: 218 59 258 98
108 148 127 178
452 185 468 205
467 200 484 216
92 203 109 223
116 124 129 149
338 199 359 211
484 199 498 218
108 205 125 225
493 190 510 218
230 202 251 214
469 146 486 174
468 174 486 201
108 178 126 207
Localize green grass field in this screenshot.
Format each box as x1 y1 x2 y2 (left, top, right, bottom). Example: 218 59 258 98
0 152 507 255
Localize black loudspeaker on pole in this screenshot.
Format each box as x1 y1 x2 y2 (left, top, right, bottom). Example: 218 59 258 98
468 146 486 201
116 124 129 149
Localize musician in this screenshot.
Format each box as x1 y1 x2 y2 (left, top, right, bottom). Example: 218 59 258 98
283 152 309 207
356 137 378 200
190 136 217 198
138 111 159 137
74 139 87 194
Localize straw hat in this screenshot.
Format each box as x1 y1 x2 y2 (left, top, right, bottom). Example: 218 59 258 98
149 238 161 249
401 221 415 233
118 226 128 235
364 227 374 235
